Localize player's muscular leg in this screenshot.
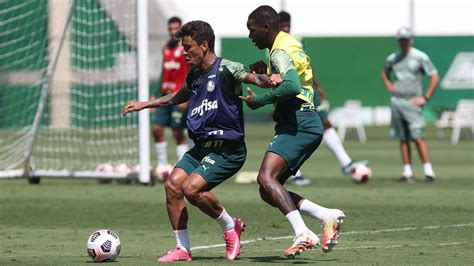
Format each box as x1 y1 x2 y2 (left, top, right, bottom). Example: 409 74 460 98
414 138 431 163
400 140 411 165
259 170 306 209
152 124 166 142
172 128 187 145
182 174 223 219
164 168 189 230
257 152 298 215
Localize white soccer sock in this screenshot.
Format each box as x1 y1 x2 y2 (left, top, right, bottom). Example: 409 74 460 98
285 210 309 236
216 208 235 232
323 128 352 167
155 142 168 166
403 164 414 177
298 199 328 223
176 143 188 161
173 229 191 253
294 169 302 178
423 163 435 176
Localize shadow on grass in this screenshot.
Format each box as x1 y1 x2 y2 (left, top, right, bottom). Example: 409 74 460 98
245 256 339 264
86 261 119 263
191 255 339 264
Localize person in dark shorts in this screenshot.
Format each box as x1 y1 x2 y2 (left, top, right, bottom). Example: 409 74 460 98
243 5 345 258
152 17 189 173
123 20 281 262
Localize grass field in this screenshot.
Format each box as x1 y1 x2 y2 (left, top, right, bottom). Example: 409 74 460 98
0 124 473 265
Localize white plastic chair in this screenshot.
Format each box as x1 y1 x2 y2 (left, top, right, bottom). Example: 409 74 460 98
435 111 454 138
337 100 367 143
451 99 474 144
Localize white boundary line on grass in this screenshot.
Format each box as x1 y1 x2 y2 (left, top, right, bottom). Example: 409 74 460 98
191 222 473 251
201 241 466 253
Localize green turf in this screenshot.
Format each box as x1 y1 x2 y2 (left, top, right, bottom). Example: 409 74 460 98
0 125 473 265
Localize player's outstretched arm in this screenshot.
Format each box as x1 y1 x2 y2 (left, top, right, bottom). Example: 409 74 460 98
244 72 282 88
240 69 301 110
122 88 191 116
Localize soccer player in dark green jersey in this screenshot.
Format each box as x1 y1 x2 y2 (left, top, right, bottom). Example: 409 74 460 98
242 5 345 258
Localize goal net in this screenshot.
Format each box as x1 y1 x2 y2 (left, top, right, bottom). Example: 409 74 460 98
0 0 142 180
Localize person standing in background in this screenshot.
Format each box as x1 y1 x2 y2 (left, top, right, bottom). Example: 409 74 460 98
152 17 189 178
381 27 440 183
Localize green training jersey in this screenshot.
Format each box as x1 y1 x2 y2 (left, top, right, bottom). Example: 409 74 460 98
269 49 306 122
383 47 437 99
183 58 247 96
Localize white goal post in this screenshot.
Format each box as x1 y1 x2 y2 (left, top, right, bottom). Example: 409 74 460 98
0 0 150 183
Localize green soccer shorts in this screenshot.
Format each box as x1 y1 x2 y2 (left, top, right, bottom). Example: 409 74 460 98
390 97 426 140
267 109 324 175
175 140 247 190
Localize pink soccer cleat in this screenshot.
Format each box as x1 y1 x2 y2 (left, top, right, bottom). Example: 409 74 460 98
156 246 192 262
223 218 246 260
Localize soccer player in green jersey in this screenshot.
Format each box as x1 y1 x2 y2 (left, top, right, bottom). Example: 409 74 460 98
278 11 370 185
381 27 440 183
124 20 281 262
243 5 345 258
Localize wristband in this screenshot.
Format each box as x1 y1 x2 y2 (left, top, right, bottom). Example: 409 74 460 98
423 96 430 102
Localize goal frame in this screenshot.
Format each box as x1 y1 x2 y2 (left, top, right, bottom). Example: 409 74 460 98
0 0 151 184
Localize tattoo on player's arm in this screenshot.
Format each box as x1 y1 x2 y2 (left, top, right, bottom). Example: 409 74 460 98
244 73 261 86
144 88 190 108
245 73 278 88
254 74 272 88
169 88 192 105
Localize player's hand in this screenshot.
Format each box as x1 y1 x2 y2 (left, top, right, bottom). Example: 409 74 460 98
410 96 427 106
249 60 267 74
239 87 259 110
268 74 282 87
122 101 146 116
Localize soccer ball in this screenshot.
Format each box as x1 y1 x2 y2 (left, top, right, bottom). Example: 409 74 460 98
155 164 174 182
131 164 152 173
87 229 121 262
95 163 113 173
113 163 131 174
350 164 372 183
95 163 114 184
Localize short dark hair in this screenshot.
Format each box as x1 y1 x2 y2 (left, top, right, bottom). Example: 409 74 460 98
248 5 279 30
176 20 215 52
279 11 291 23
168 16 182 25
